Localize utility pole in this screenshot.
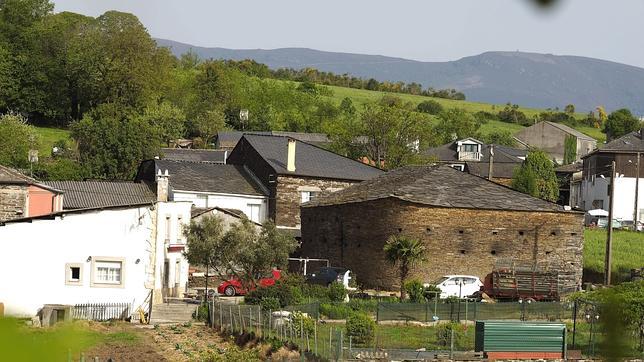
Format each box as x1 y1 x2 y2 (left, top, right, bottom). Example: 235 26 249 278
633 153 640 231
605 161 616 285
488 145 494 180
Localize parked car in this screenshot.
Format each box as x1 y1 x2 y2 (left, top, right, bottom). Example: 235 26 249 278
597 217 622 229
217 269 282 296
424 275 483 299
305 267 352 288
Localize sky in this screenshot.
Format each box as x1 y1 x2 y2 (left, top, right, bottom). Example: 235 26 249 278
52 0 644 68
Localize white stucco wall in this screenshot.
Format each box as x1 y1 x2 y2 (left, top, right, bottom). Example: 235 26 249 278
0 206 156 317
581 176 644 221
172 190 267 223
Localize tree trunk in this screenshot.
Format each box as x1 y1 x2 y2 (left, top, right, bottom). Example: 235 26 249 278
400 263 409 301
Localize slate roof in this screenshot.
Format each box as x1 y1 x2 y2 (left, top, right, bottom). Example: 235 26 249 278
160 148 227 163
304 165 565 212
237 134 384 181
44 181 156 209
545 122 595 141
0 165 35 184
555 162 583 173
597 130 644 153
465 162 521 179
216 131 331 149
144 159 267 196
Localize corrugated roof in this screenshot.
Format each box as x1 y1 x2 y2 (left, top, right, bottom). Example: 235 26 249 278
44 181 156 209
160 148 227 163
237 134 384 181
304 165 565 212
151 159 267 196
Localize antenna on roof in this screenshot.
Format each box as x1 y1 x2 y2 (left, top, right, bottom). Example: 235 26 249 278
239 109 249 131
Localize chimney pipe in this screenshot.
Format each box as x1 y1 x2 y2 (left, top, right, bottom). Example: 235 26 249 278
156 169 169 202
488 145 494 181
287 139 296 172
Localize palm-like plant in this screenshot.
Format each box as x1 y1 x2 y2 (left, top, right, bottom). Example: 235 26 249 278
383 235 426 301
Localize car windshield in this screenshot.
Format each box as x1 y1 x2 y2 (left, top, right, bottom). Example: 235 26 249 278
433 277 450 285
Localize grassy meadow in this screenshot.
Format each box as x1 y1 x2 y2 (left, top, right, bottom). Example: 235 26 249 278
33 126 71 157
583 228 644 283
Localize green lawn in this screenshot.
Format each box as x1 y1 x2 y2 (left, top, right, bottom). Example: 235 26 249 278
583 228 644 283
33 126 71 157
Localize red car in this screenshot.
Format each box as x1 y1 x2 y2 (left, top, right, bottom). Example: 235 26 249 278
217 270 282 296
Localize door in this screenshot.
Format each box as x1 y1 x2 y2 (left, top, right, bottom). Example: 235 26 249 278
174 260 181 297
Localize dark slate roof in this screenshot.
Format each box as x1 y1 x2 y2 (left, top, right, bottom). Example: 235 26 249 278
599 130 644 153
545 122 595 141
44 181 156 209
239 134 384 181
160 148 227 163
0 165 34 183
555 162 583 173
423 141 526 163
304 165 565 212
465 162 521 179
150 159 267 196
216 131 330 149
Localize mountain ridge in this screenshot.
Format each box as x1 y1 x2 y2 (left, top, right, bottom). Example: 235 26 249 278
155 38 644 115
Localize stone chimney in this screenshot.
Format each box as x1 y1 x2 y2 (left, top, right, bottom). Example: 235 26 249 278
156 169 169 202
287 139 296 172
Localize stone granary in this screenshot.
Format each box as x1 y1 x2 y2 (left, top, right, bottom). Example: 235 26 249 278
300 165 584 291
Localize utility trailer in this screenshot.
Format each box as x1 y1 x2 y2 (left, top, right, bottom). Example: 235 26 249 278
486 260 578 301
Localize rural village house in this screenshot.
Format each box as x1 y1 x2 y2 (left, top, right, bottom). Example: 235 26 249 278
0 165 63 221
423 138 527 186
300 165 584 291
581 129 644 224
226 134 384 235
514 121 596 163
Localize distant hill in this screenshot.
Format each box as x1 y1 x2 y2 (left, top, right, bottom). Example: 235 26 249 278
156 38 644 115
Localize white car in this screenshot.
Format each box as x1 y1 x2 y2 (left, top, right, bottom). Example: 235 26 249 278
425 275 483 299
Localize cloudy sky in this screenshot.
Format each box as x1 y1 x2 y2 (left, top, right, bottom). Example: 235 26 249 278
53 0 644 68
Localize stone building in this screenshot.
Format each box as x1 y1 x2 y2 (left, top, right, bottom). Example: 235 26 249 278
227 134 383 235
514 121 596 163
0 165 63 222
300 165 584 290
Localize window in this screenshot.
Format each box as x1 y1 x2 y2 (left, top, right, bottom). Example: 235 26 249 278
461 144 478 153
449 164 465 171
301 191 318 203
91 258 125 287
165 215 171 242
247 204 261 223
592 199 604 209
65 263 83 286
177 216 184 241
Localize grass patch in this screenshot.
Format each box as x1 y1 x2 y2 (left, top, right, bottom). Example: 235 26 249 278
33 126 71 157
583 228 644 283
103 331 140 345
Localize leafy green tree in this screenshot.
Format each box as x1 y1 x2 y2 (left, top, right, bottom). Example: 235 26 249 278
498 103 530 125
564 104 575 114
0 113 39 168
481 130 517 147
416 100 444 115
603 108 641 141
70 103 162 179
191 108 226 147
140 101 186 146
511 150 559 202
434 108 481 144
383 235 426 301
563 135 577 165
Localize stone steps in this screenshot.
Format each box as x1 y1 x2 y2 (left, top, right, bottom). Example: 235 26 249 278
150 303 198 324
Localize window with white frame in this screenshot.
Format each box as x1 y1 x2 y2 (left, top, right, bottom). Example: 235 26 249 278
92 259 124 287
247 204 261 223
65 263 83 286
165 215 171 242
461 144 478 153
301 191 319 203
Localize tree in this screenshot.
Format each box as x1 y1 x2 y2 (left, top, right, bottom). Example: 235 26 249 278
564 104 575 114
433 108 481 144
497 103 530 125
383 235 426 301
0 113 39 168
416 100 444 115
140 101 186 146
603 108 641 141
563 135 577 165
191 108 226 147
481 130 517 147
511 150 559 202
71 103 162 179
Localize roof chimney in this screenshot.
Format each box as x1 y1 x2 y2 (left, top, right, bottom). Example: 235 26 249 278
156 169 169 202
287 139 296 172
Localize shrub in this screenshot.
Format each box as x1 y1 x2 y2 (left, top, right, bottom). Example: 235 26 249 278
320 303 353 319
346 312 376 346
327 282 347 302
193 304 209 322
435 322 470 349
404 279 425 303
423 284 442 300
259 297 281 311
416 100 444 115
290 311 315 337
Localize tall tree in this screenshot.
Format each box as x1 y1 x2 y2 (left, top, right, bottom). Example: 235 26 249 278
383 235 426 301
603 108 641 141
0 113 39 168
433 108 481 144
511 150 559 202
140 101 186 146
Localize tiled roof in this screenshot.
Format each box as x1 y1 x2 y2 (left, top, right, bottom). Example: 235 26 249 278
146 159 267 196
44 181 156 209
160 148 227 163
545 122 595 141
237 134 384 181
304 165 564 212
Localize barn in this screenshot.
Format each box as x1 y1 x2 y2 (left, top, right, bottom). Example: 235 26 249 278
299 165 584 291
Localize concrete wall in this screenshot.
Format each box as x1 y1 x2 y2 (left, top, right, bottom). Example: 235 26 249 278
27 185 62 217
515 122 596 162
0 184 27 221
581 176 644 222
0 206 156 317
300 198 584 291
172 190 267 223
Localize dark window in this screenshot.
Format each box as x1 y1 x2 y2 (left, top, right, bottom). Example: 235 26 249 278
518 231 524 236
491 250 497 255
550 231 557 236
70 267 80 281
458 230 464 234
460 249 466 255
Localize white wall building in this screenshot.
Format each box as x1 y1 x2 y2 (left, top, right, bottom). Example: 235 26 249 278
581 175 643 222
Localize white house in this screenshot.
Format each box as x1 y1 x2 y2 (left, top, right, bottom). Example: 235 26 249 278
581 130 644 225
136 159 269 223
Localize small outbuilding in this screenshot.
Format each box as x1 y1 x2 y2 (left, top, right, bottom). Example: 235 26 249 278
300 165 584 291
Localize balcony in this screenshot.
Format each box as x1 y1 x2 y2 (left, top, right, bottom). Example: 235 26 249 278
458 151 482 161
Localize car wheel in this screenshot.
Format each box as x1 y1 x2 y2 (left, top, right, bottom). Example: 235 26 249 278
224 286 236 296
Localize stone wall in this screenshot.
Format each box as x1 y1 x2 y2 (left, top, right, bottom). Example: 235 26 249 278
300 197 584 291
275 175 357 228
0 185 27 221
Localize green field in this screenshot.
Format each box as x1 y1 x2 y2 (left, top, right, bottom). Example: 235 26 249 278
583 229 644 283
33 126 71 157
